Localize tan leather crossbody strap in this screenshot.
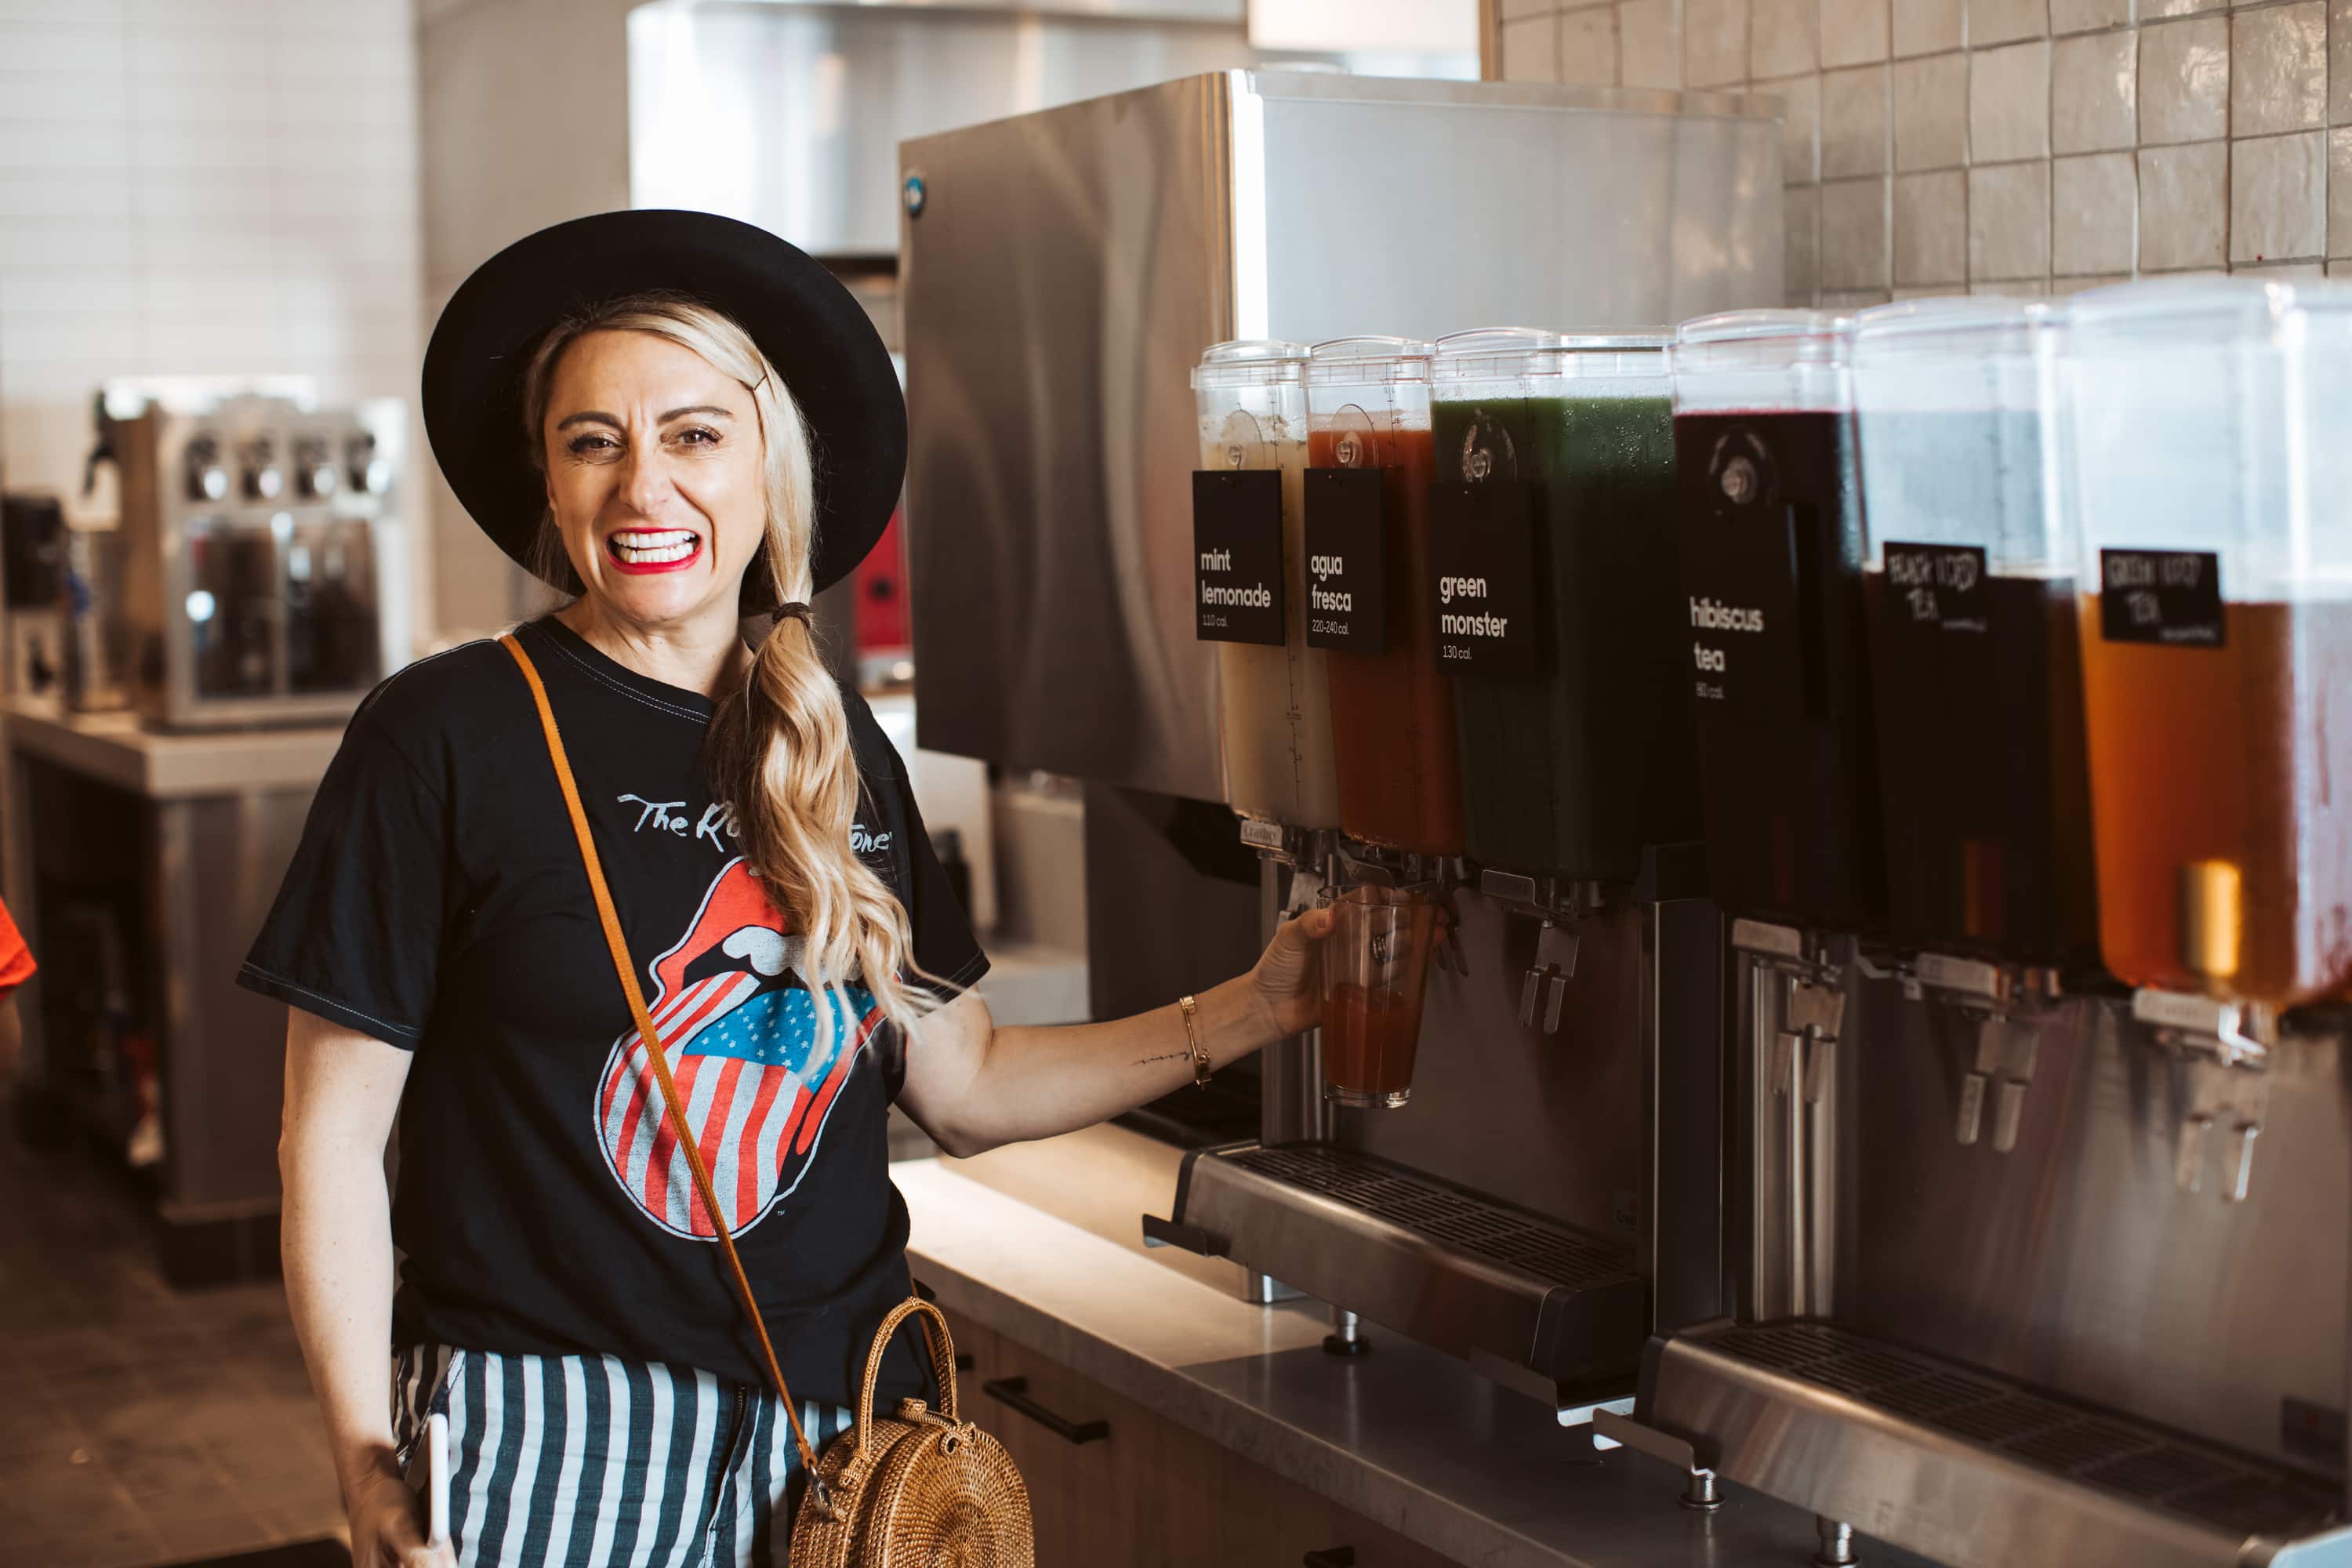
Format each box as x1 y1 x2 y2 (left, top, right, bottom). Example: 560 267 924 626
499 633 826 1486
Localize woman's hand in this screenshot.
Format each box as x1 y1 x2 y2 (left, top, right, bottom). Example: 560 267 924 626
345 1456 453 1568
1247 905 1338 1039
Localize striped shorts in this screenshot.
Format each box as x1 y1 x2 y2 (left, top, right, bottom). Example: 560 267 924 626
392 1343 854 1567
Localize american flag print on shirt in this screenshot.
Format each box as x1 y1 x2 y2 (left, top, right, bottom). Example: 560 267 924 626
595 856 880 1240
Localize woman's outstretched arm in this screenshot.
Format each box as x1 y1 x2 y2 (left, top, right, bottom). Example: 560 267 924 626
895 905 1334 1158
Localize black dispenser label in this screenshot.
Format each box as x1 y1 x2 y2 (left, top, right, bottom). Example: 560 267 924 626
1192 470 1284 645
2099 549 2225 647
1677 501 1808 718
1883 542 1989 632
1428 480 1537 677
1302 468 1387 653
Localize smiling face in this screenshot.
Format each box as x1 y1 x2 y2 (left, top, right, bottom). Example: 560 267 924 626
539 328 768 631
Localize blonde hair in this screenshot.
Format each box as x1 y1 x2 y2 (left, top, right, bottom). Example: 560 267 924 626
523 292 941 1050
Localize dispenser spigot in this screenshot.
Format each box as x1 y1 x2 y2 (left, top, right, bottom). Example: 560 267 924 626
1519 923 1579 1034
2139 990 2274 1203
1481 869 1588 1033
1903 954 2053 1154
1735 920 1846 1102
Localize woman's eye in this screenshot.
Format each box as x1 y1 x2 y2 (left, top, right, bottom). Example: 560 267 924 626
567 434 619 456
675 426 719 446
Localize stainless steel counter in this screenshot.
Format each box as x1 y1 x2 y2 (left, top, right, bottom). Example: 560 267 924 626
2 699 344 800
900 1137 1937 1568
2 698 343 1281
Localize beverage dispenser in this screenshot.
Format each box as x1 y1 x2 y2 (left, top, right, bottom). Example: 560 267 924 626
1191 341 1342 852
1427 331 1700 1028
1669 312 1881 935
1432 330 1697 878
1595 282 2352 1568
1301 338 1461 858
1853 299 2098 971
2060 279 2352 1014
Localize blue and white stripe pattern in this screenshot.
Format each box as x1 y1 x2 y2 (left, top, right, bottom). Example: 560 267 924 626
393 1343 854 1567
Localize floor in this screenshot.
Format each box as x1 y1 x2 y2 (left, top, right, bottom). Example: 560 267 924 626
0 1099 347 1566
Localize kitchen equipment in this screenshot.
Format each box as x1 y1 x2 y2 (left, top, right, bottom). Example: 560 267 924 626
1599 281 2352 1568
1853 297 2096 969
2060 279 2352 1008
1434 329 1693 884
108 392 408 729
902 69 1782 804
1192 340 1338 833
2 492 69 702
904 71 1772 1414
1671 310 1882 935
1303 337 1462 857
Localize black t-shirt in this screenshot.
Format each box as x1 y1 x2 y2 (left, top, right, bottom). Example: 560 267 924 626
241 615 986 1408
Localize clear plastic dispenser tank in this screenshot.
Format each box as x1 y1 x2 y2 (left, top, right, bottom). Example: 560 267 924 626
2056 278 2352 1006
1191 340 1341 831
1429 329 1695 882
1851 297 2099 967
1302 336 1463 855
1669 310 1883 931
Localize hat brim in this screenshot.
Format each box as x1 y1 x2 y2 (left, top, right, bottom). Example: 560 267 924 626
420 209 904 610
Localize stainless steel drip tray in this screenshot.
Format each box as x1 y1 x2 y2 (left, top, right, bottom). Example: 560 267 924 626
1146 1141 1647 1390
1642 1319 2349 1568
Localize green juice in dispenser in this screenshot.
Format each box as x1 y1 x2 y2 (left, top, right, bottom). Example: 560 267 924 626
1430 331 1697 883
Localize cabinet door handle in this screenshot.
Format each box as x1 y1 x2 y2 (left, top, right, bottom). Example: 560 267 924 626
980 1376 1110 1445
1303 1550 1356 1567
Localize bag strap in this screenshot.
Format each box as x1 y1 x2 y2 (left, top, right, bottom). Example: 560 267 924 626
499 633 832 1501
853 1298 961 1458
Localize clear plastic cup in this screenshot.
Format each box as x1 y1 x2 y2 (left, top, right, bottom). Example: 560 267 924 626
1318 883 1440 1109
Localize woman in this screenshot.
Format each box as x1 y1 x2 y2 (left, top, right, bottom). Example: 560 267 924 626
248 212 1331 1568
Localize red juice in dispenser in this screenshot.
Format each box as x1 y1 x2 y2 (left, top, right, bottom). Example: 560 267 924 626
1671 312 1884 931
1304 338 1463 854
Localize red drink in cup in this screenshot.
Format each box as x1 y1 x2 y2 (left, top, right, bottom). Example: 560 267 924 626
1319 884 1439 1109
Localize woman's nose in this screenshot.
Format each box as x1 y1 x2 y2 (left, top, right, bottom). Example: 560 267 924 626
617 442 673 514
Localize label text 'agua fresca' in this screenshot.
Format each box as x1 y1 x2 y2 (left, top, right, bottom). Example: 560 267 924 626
1310 553 1350 613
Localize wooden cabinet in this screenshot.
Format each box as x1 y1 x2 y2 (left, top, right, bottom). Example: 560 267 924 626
937 1305 1457 1568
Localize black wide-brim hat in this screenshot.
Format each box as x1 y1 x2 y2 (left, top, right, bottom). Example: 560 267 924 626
420 209 904 610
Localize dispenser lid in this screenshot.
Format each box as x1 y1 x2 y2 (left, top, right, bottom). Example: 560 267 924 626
1192 339 1310 389
1306 336 1433 384
1432 327 1566 358
1556 328 1675 351
1674 309 1853 366
1674 310 1854 412
2063 277 2297 348
1853 295 2052 355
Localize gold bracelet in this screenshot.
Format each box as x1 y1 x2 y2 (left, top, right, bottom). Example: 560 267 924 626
1178 994 1211 1089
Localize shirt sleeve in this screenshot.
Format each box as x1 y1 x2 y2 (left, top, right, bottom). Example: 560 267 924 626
238 711 449 1047
0 895 35 993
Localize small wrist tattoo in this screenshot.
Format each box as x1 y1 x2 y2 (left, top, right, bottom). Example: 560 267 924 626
1134 1051 1189 1066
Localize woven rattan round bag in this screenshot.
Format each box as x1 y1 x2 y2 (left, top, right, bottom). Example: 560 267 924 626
792 1298 1036 1566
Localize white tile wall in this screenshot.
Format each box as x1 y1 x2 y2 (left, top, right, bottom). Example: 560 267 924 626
1490 0 2352 298
0 0 431 635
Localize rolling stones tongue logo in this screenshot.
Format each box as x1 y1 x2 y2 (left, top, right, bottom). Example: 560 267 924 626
595 857 877 1239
